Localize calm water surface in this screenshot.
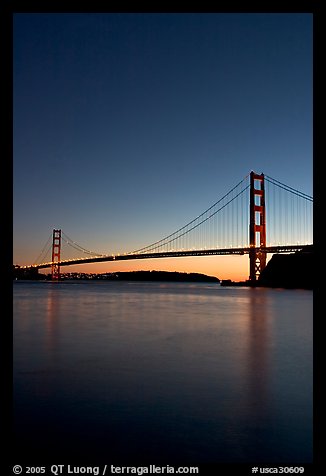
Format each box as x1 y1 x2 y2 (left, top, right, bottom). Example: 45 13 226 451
13 281 313 464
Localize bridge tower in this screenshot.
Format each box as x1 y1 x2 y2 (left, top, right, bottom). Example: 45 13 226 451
51 229 61 281
249 171 266 283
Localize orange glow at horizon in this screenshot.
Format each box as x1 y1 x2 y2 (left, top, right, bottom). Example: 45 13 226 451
38 255 267 282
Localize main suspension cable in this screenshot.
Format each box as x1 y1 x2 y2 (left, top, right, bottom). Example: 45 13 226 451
33 233 52 265
265 175 313 201
130 174 250 254
61 231 105 256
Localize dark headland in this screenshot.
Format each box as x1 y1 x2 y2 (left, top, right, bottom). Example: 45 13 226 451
221 246 313 289
258 246 313 289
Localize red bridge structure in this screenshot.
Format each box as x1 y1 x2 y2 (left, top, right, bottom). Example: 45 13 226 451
24 171 313 283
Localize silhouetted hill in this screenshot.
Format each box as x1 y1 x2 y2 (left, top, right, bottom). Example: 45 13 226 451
108 271 220 282
258 248 313 289
13 266 46 280
13 268 220 282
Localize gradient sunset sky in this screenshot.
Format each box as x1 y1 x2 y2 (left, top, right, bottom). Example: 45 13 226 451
13 13 313 281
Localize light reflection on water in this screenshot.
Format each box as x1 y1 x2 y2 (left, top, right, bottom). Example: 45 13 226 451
13 281 312 464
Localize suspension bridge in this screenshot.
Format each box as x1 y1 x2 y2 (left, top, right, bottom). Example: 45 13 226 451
21 171 313 283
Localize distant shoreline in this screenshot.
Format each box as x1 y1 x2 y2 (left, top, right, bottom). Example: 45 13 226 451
60 270 220 283
14 269 220 283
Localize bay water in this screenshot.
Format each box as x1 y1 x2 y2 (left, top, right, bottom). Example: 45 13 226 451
13 281 313 464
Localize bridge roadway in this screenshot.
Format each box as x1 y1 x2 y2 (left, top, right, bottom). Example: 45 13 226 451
28 244 312 270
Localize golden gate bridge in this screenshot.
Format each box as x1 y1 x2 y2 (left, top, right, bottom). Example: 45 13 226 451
21 171 313 283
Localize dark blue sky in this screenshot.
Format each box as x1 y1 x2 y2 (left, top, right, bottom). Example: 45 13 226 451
13 13 313 276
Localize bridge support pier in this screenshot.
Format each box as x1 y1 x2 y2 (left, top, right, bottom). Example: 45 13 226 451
249 171 266 283
51 229 61 281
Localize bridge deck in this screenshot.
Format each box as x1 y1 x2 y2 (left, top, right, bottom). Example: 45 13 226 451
28 245 312 269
